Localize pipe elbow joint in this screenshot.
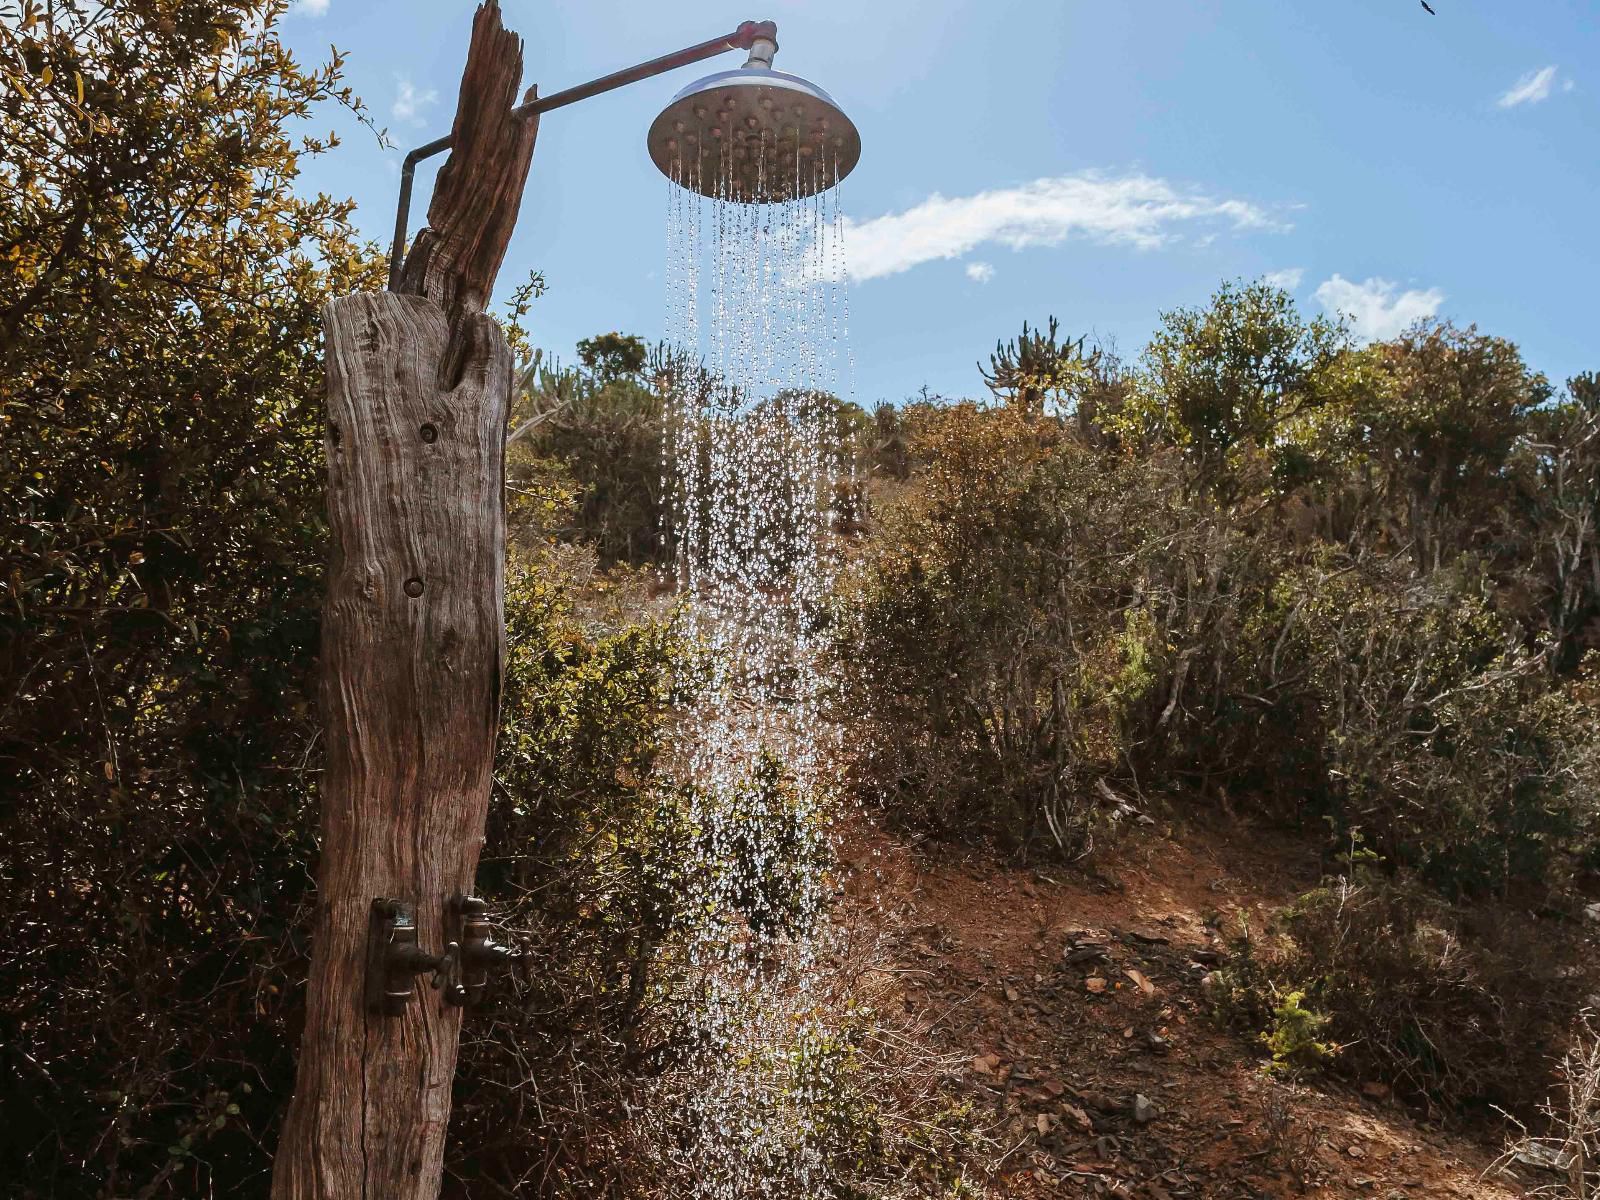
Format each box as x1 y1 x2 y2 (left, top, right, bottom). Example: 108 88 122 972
734 19 779 65
734 19 779 47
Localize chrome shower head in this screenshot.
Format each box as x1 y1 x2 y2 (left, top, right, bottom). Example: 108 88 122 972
647 61 861 203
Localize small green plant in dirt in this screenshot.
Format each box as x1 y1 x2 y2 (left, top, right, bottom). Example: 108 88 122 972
1262 989 1335 1074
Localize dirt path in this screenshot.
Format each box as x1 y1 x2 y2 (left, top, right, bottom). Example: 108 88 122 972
839 815 1523 1198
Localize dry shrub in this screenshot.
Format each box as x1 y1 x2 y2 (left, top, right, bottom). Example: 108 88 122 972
830 404 1193 855
1496 1012 1600 1198
1259 1080 1321 1193
1218 874 1584 1115
1284 558 1600 896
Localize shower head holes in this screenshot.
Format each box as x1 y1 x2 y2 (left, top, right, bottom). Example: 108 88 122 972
648 66 860 203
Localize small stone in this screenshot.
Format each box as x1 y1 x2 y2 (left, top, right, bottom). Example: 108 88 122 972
1062 1103 1093 1130
1515 1143 1573 1171
1133 1094 1157 1124
1347 1143 1366 1158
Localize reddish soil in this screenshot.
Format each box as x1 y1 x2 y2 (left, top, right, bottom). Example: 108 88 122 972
839 815 1524 1199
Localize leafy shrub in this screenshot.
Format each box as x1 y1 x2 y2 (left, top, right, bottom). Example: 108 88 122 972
831 296 1600 888
1 5 380 1194
830 399 1311 853
515 350 667 566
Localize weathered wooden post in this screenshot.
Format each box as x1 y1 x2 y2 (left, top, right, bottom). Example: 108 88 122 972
270 4 536 1197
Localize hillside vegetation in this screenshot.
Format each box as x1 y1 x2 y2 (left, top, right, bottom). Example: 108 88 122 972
4 3 1599 1197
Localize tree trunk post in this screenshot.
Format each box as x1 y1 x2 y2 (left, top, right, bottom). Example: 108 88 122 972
272 4 537 1197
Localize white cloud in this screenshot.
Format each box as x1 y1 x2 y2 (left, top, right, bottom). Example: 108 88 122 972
393 78 438 125
1313 274 1444 341
1498 65 1558 108
1263 267 1305 291
291 0 330 15
843 170 1287 283
965 261 995 284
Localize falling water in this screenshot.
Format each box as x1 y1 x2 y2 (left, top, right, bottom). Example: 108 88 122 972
656 136 853 1196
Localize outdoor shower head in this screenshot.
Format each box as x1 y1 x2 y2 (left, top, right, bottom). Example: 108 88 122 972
647 37 860 204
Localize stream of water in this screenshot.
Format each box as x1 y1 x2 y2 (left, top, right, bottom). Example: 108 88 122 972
658 145 853 1195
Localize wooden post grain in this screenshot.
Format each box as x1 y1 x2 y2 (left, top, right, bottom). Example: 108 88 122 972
271 5 536 1197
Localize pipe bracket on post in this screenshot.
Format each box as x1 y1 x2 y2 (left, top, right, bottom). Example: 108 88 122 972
365 899 445 1016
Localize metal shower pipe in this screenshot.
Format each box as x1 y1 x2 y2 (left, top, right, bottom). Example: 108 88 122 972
388 20 779 290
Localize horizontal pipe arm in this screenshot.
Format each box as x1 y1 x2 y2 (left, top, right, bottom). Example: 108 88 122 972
514 22 774 120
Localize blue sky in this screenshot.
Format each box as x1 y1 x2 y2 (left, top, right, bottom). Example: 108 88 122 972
281 0 1598 405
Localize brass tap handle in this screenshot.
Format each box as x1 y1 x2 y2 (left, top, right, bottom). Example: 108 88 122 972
429 940 468 1006
445 894 522 1008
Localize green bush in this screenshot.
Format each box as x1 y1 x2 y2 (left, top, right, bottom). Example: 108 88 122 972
0 5 380 1193
1261 990 1334 1074
829 399 1310 853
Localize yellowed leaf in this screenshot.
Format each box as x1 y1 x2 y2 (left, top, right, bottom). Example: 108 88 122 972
1126 968 1156 996
39 66 53 87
